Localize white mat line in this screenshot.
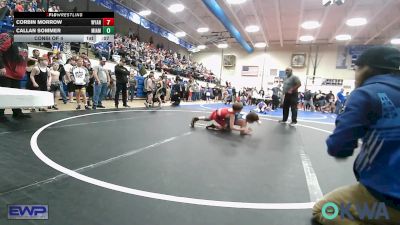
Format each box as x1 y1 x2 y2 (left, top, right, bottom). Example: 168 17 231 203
30 109 318 209
50 114 169 129
0 114 173 136
299 147 324 202
1 132 191 196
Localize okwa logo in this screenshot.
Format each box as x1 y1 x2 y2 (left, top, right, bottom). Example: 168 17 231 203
322 202 390 221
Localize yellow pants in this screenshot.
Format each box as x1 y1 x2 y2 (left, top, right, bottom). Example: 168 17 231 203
313 183 400 225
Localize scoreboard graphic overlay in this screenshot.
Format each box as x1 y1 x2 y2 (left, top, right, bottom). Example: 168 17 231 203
14 12 114 43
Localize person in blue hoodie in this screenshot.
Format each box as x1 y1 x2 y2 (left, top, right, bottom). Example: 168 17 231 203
312 46 400 225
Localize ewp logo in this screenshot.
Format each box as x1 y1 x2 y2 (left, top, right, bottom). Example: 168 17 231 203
8 205 48 220
322 202 389 221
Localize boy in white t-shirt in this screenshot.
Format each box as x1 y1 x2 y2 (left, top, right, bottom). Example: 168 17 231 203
72 57 90 110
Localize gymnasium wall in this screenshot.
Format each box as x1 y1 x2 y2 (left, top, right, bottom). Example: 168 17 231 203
193 45 356 92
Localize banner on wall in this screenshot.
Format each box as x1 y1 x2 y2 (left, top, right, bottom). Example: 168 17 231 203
115 3 129 19
336 45 375 69
128 12 140 24
94 0 193 50
96 0 114 10
348 45 375 68
241 66 259 76
140 18 150 29
336 46 349 69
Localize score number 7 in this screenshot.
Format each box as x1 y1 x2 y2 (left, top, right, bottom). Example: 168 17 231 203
102 18 114 26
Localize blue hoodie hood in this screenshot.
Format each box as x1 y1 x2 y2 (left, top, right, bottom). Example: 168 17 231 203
363 74 400 89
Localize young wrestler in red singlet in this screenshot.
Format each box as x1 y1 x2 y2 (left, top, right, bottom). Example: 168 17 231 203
191 102 258 135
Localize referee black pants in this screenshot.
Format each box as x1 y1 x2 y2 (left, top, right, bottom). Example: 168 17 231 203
282 92 298 123
115 83 127 106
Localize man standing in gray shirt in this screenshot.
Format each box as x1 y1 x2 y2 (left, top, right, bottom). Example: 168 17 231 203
279 67 301 126
92 57 110 109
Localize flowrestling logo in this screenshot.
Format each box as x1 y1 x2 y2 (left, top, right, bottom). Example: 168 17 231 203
8 205 48 220
322 202 389 221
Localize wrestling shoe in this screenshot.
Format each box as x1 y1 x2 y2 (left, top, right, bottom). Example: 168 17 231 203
206 124 217 130
191 117 199 128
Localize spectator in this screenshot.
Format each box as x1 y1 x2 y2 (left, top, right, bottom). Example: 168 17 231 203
326 90 335 103
144 72 155 108
93 42 111 60
56 57 68 104
271 84 282 110
28 56 50 92
72 57 90 110
92 57 109 109
312 46 400 225
48 62 61 110
32 0 37 11
26 4 34 12
114 58 130 108
303 89 315 112
27 57 50 112
128 69 137 101
48 3 57 12
14 0 24 12
0 1 11 20
154 77 163 108
84 61 94 107
259 88 265 98
0 32 30 121
64 57 77 103
335 88 346 114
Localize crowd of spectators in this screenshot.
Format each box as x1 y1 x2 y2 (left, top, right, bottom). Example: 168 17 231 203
20 45 229 112
1 0 62 32
92 33 218 84
299 89 349 114
1 0 60 13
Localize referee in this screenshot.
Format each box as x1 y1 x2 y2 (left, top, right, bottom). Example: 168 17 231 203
279 67 301 126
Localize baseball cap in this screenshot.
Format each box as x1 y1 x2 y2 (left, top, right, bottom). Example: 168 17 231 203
355 46 400 71
101 57 107 61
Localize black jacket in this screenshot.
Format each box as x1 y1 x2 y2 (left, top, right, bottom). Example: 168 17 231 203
115 64 129 84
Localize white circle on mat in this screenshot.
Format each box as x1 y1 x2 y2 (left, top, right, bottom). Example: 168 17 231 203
31 109 332 209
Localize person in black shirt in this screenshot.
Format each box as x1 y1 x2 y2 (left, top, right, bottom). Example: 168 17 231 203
325 91 335 103
171 76 183 106
259 88 265 98
56 59 68 104
114 58 130 108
